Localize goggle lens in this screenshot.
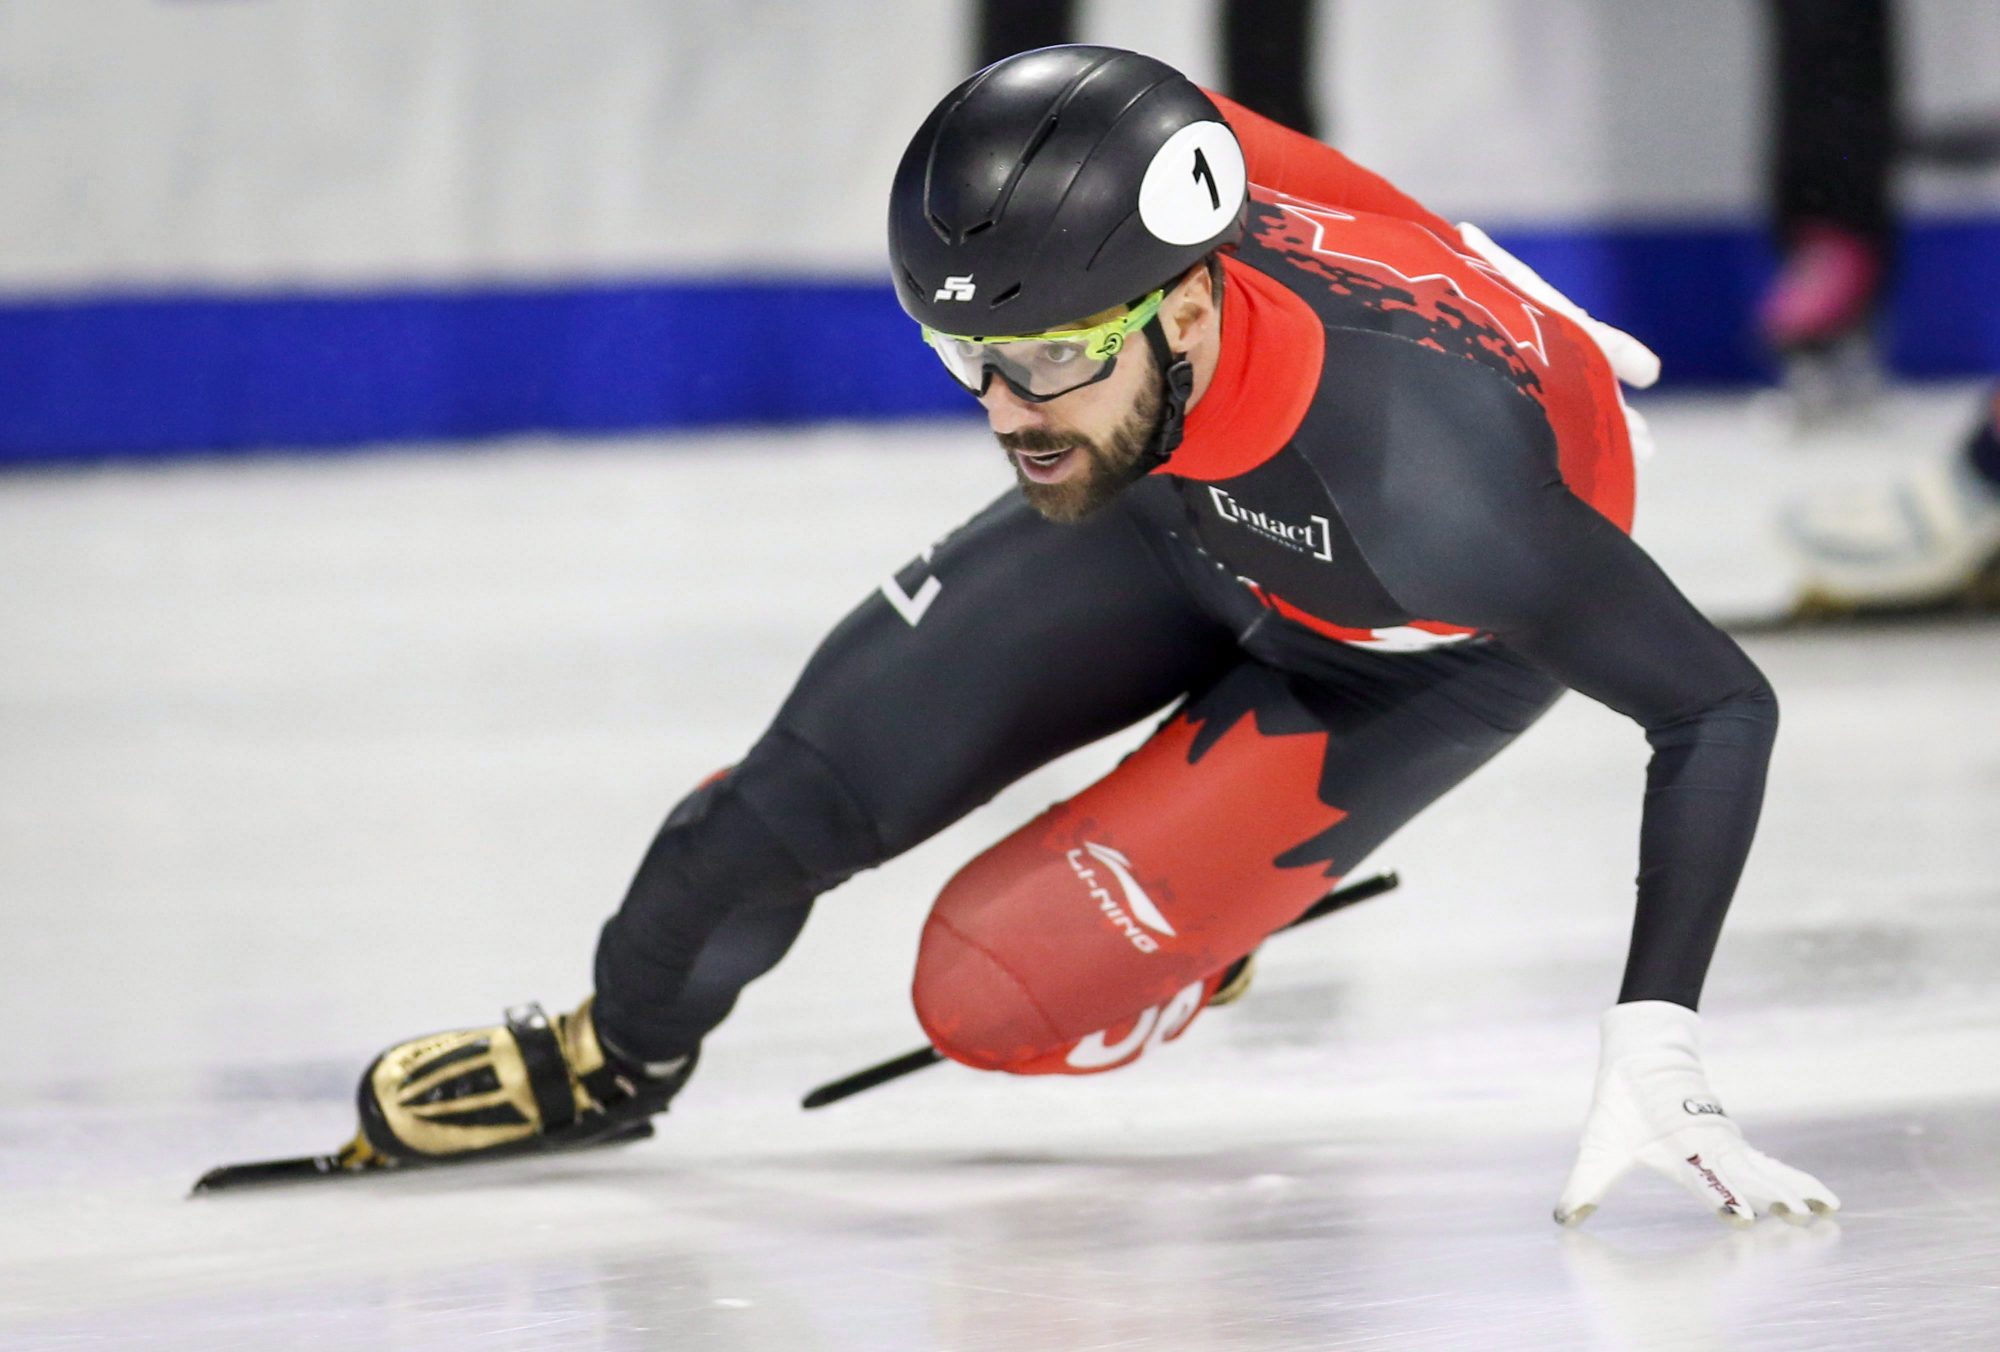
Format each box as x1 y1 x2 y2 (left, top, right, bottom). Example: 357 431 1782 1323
922 290 1164 402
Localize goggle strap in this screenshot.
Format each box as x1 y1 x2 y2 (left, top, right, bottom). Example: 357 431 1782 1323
1134 315 1193 474
927 288 1165 352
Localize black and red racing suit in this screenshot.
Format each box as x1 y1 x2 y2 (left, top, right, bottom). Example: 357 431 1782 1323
589 97 1775 1064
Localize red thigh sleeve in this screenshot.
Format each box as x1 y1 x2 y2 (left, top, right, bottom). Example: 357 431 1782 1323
913 683 1348 1075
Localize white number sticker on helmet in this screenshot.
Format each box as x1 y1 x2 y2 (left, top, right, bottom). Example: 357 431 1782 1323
1138 122 1245 246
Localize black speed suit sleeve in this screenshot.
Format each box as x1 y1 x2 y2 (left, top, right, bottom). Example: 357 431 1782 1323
1315 330 1777 1010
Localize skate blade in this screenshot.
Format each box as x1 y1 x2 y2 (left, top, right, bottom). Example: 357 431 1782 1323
190 1119 655 1196
190 1132 387 1195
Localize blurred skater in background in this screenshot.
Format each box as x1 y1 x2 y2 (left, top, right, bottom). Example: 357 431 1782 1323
1761 0 2000 612
1784 386 2000 612
1758 0 1898 412
974 0 1322 136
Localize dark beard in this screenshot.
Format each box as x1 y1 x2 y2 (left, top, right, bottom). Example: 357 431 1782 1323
997 372 1164 524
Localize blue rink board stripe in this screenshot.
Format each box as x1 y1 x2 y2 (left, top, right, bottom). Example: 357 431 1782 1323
3 219 1997 465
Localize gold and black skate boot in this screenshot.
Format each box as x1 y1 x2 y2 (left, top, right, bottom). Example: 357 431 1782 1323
189 998 695 1192
354 997 695 1168
1207 953 1257 1008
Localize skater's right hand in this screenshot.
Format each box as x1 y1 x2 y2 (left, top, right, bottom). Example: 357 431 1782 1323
1553 1001 1841 1228
1457 221 1660 460
1456 221 1661 391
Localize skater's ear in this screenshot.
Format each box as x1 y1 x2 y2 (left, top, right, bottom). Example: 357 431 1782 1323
1159 257 1222 351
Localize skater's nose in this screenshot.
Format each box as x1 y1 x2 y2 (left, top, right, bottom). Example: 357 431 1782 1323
979 381 1047 437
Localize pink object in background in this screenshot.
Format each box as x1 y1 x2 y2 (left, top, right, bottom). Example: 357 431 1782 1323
1758 220 1886 351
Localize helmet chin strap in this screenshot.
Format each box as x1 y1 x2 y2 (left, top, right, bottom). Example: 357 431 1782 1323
1113 316 1194 488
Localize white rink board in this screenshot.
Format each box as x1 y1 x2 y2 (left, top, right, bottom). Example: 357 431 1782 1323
3 392 2000 1349
5 0 1998 292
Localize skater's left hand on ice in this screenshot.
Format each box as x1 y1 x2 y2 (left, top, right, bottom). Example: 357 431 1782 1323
1554 1001 1840 1228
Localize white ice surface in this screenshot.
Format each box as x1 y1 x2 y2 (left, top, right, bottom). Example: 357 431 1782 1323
2 389 1998 1350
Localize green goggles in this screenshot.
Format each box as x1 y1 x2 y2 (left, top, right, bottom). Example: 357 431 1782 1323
921 290 1165 402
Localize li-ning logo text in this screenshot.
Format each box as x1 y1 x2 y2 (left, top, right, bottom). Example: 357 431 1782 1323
1207 487 1334 561
934 275 976 302
1066 842 1175 954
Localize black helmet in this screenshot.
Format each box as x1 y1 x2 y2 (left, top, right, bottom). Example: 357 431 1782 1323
889 45 1247 337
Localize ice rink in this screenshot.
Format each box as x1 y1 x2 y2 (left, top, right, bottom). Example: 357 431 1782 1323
3 388 1997 1350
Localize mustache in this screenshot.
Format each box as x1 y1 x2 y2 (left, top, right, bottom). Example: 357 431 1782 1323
997 428 1086 454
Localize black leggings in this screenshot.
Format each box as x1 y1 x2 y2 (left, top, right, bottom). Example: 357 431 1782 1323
592 489 1561 1063
973 0 1323 138
1768 0 1898 250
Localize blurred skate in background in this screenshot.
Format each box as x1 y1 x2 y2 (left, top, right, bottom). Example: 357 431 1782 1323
1782 389 2000 615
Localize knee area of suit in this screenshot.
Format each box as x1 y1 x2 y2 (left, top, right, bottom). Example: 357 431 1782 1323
910 916 1061 1073
721 733 889 884
645 739 884 904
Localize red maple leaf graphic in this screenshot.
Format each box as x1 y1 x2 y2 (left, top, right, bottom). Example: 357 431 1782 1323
1256 192 1550 367
915 706 1348 1068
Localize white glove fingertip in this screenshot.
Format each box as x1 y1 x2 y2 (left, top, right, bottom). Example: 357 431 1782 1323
1554 1177 1608 1227
1556 1145 1630 1228
1791 1175 1842 1216
1747 1150 1843 1218
1698 1159 1759 1227
1599 329 1662 389
1751 1172 1813 1226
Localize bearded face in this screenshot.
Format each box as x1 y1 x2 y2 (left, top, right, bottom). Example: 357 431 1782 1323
994 346 1165 524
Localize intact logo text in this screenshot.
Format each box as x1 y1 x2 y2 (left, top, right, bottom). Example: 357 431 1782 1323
1208 487 1334 561
934 275 976 302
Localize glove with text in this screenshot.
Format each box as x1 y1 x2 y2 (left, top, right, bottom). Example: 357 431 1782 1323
1554 1001 1840 1227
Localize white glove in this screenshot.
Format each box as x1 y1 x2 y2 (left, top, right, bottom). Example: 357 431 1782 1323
1555 1001 1841 1228
1457 222 1661 390
1456 221 1660 460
